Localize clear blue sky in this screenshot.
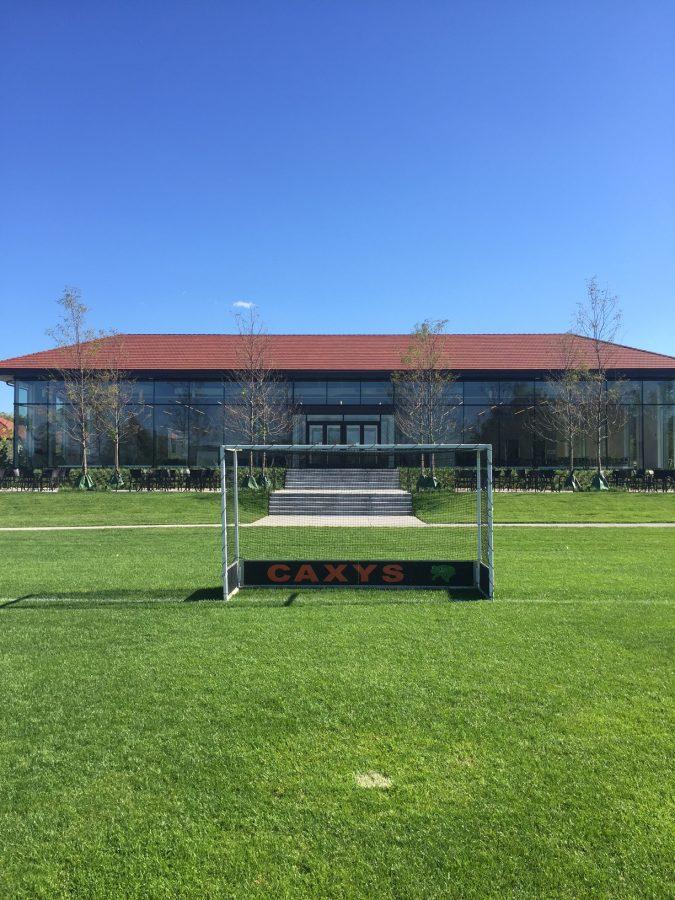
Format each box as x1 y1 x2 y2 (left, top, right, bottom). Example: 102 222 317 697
1 0 674 411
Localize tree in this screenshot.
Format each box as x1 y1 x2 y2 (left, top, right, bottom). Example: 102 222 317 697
91 334 142 485
531 332 589 489
575 277 624 487
221 308 293 483
392 319 457 482
47 288 104 488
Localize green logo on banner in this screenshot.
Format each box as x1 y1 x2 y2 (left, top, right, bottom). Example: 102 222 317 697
430 564 456 584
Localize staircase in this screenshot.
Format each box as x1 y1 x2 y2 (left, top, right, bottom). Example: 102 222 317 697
269 468 413 517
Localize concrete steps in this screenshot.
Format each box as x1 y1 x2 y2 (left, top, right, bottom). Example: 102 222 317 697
284 468 400 490
270 468 412 517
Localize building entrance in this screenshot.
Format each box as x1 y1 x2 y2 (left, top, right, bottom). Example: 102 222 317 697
306 421 380 445
305 420 382 467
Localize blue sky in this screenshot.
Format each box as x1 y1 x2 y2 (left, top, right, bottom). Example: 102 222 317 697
1 1 674 411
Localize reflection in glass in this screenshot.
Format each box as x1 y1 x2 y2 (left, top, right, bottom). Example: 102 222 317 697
643 380 674 404
499 381 535 403
153 381 191 403
191 381 223 403
189 405 223 466
16 380 50 404
607 406 642 467
327 381 361 404
120 406 153 466
294 382 327 404
155 404 189 465
644 405 675 468
464 382 500 404
361 381 394 403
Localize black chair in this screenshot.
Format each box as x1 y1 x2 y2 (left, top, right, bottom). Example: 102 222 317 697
129 468 149 491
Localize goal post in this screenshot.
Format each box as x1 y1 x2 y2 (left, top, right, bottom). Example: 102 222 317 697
219 443 494 600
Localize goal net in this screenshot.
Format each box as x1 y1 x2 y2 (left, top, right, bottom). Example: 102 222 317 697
219 444 493 599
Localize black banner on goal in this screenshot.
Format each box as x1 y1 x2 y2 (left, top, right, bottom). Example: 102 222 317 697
242 560 477 589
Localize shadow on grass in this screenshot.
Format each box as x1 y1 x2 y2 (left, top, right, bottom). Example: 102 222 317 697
0 586 483 610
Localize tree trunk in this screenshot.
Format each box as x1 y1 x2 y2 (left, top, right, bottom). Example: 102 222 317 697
82 430 88 475
420 452 425 476
114 434 120 474
249 449 254 476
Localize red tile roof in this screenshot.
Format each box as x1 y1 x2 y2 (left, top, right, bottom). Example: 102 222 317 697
0 333 672 373
0 415 13 437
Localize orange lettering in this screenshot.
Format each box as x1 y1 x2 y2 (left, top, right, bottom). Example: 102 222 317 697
354 563 377 583
295 564 319 583
383 564 404 584
324 564 348 583
267 564 290 583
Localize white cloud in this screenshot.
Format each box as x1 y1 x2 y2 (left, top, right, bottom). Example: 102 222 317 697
232 300 255 309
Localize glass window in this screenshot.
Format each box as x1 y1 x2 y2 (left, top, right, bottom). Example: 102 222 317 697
126 381 154 404
326 381 361 404
153 381 190 403
534 380 560 401
463 382 499 404
499 406 534 465
644 405 675 469
607 405 642 468
191 380 223 403
120 406 153 466
223 381 245 404
499 381 534 404
462 405 498 445
361 381 393 404
16 379 50 404
189 405 223 466
155 404 189 465
264 381 292 405
442 380 463 405
14 404 49 467
607 380 642 404
643 380 675 404
294 381 327 404
439 407 463 442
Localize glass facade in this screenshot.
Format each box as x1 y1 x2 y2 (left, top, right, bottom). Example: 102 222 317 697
9 376 675 469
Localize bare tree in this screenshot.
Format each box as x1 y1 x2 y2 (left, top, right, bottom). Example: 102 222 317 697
221 308 293 483
392 319 457 481
575 277 624 486
47 288 104 488
92 334 142 485
531 333 589 488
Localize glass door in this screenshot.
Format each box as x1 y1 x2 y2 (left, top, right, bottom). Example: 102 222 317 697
326 424 341 444
308 424 323 444
363 424 378 445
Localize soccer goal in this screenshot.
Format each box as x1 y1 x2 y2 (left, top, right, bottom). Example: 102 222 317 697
219 443 493 600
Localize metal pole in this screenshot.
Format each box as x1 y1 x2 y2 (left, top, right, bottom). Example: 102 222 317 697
220 446 229 600
486 445 494 599
233 449 240 588
475 449 482 591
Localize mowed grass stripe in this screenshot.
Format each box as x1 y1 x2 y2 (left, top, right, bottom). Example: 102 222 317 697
0 526 673 602
0 489 674 527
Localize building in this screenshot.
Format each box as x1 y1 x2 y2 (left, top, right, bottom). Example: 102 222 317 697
0 333 673 469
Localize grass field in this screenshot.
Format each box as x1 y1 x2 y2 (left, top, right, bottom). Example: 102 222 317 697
0 491 673 897
1 488 674 527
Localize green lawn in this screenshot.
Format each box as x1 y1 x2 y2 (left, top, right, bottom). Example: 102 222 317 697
414 489 675 523
1 487 674 528
0 520 673 896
